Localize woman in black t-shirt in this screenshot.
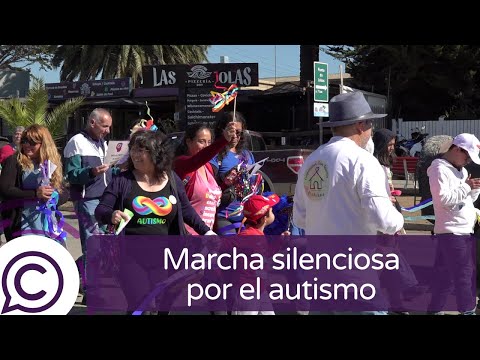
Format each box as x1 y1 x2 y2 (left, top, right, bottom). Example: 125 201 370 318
95 130 211 313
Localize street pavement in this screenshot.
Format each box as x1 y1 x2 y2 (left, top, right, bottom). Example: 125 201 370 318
61 207 87 314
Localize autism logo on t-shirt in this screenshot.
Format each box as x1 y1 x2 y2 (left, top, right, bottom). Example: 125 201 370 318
132 196 175 216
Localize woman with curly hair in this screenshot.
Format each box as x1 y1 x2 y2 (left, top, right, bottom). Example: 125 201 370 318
95 129 213 313
210 111 255 235
95 129 211 236
0 124 67 241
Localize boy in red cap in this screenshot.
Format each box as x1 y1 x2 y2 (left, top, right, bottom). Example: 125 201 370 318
239 193 289 236
225 193 290 315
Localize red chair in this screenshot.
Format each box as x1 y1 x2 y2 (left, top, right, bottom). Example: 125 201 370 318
392 156 419 190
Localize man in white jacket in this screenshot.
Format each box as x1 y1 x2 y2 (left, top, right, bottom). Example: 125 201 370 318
292 91 405 315
293 91 404 236
427 133 480 315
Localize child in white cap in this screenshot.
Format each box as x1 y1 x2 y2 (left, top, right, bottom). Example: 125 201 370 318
427 133 480 315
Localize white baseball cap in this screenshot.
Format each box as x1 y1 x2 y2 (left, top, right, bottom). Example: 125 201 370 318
452 133 480 164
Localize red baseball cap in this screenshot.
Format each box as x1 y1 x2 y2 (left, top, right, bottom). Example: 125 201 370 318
243 194 280 222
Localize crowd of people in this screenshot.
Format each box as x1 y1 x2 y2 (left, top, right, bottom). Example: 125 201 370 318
0 92 478 315
293 91 479 315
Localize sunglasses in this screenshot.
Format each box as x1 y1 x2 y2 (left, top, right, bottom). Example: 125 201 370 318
21 138 40 146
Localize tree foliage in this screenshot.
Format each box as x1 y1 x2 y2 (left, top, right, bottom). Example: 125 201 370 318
51 45 210 87
0 78 84 141
324 45 480 120
0 45 55 72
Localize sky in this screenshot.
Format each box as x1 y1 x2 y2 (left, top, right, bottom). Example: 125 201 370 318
29 45 345 83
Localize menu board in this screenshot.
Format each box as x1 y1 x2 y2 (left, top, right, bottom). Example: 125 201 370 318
46 78 132 100
185 87 223 128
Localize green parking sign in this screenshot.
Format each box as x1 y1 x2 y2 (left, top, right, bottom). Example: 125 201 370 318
314 62 329 102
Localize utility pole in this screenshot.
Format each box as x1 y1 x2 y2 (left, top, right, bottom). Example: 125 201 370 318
339 64 343 93
274 45 277 84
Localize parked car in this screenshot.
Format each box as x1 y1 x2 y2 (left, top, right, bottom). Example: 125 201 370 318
166 130 313 195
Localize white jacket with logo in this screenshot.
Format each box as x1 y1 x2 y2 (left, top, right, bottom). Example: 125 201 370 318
293 136 404 235
427 158 480 234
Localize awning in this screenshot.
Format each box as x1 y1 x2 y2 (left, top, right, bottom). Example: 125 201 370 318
250 82 304 97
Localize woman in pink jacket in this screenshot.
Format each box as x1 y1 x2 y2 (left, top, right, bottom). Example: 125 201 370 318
173 122 236 234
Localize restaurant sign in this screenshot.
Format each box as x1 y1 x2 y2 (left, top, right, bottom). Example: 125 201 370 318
46 78 132 100
142 63 258 88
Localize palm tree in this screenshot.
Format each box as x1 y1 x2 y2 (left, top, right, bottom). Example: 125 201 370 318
0 78 84 141
51 45 210 87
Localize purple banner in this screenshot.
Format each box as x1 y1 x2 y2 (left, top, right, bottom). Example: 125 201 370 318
85 234 477 314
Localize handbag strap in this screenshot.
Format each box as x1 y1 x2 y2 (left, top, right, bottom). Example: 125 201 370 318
169 170 187 236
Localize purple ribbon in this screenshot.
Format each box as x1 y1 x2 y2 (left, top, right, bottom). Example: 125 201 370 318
40 160 50 186
37 189 67 244
36 160 65 243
